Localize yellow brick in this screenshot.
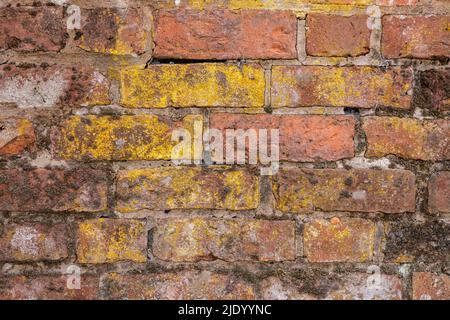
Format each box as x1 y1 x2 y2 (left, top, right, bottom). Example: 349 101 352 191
119 64 265 108
76 219 147 264
116 167 260 212
52 115 202 161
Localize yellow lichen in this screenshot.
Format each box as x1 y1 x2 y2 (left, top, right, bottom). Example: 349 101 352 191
119 64 265 108
54 115 202 161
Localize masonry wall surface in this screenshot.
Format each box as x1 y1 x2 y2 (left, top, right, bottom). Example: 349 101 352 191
0 0 449 300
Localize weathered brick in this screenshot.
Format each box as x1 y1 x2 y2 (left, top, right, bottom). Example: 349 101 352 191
306 14 370 57
116 167 259 212
412 272 450 300
0 223 67 262
52 115 202 161
382 15 450 59
153 218 295 262
413 69 449 115
326 273 403 300
0 117 35 156
154 9 297 60
384 220 449 263
0 6 66 52
271 66 412 108
429 172 450 214
152 0 376 9
210 114 355 162
304 218 376 262
77 8 149 55
260 273 403 300
363 117 450 160
0 275 99 300
103 271 255 299
76 219 147 264
259 277 317 300
274 169 416 213
119 64 264 108
0 169 108 212
0 64 110 108
376 0 418 4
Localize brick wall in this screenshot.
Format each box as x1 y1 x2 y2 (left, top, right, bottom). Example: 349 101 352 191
0 0 449 300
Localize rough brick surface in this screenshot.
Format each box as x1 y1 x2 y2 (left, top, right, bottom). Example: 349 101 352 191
363 117 450 160
306 14 370 57
103 271 255 300
153 218 296 262
52 115 202 161
412 272 450 300
325 273 403 300
382 15 450 59
1 0 449 301
428 172 450 214
0 223 68 261
119 64 265 108
76 219 147 264
383 220 449 263
0 169 108 212
0 6 66 52
0 64 110 108
77 8 149 55
116 167 259 212
210 114 355 162
413 69 449 115
0 117 35 156
271 66 412 108
154 9 297 59
274 169 416 213
0 275 99 300
260 273 403 300
304 218 375 262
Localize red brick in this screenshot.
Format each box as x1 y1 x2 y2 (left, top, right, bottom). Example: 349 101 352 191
271 66 412 108
363 117 450 161
77 8 149 55
0 6 66 52
412 272 450 300
153 218 296 262
154 9 297 60
413 69 449 115
428 172 450 213
306 14 370 57
0 64 110 108
0 117 35 157
103 271 255 300
116 167 259 212
76 219 147 264
0 275 99 300
304 218 376 262
0 169 108 212
210 114 355 162
0 223 67 262
274 169 416 213
382 15 450 59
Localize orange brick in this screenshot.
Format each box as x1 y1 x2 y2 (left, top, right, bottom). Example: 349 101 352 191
154 9 297 59
306 14 370 57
